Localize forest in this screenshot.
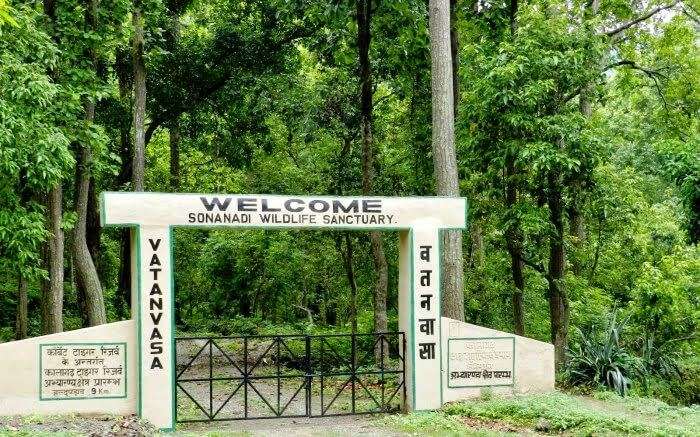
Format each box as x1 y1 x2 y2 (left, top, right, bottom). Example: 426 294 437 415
1 0 698 408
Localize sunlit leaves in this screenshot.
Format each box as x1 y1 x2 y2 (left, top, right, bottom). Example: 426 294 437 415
0 5 75 277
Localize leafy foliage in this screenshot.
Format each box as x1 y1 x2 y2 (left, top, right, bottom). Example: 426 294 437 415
566 312 639 396
385 392 700 436
0 4 74 279
0 0 698 408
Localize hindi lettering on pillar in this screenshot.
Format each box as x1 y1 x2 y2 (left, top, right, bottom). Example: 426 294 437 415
418 318 435 335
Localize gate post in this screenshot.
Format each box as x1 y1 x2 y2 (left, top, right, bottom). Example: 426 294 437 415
398 226 443 411
135 226 176 430
305 335 312 416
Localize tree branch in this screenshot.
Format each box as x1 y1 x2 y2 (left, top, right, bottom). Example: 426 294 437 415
603 60 667 78
604 1 680 37
603 60 669 111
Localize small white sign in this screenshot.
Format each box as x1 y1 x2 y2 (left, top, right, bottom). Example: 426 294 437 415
40 343 127 400
448 337 514 388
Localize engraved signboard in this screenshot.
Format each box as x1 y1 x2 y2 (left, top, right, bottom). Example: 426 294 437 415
447 337 514 388
39 343 127 400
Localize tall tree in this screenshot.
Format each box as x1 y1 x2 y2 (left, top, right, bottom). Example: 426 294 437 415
73 0 106 326
115 46 134 317
504 0 525 335
166 1 183 191
132 1 146 192
40 0 65 334
42 185 64 332
15 274 28 340
356 0 389 358
429 0 464 321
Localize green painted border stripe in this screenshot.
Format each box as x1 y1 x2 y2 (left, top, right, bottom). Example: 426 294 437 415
409 229 416 410
135 226 143 417
168 225 176 431
436 228 443 406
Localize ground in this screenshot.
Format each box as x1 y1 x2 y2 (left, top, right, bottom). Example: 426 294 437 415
1 391 698 436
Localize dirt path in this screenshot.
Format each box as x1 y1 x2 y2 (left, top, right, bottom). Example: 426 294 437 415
175 415 409 436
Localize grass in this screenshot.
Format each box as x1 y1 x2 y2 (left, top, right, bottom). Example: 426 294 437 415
382 391 700 436
3 391 698 436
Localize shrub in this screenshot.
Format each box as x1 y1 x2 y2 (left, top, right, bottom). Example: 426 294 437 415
566 312 640 396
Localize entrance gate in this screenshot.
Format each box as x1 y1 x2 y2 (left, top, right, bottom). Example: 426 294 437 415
101 192 467 429
175 332 406 422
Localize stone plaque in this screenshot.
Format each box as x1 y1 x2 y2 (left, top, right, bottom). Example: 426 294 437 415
447 337 514 388
40 343 127 400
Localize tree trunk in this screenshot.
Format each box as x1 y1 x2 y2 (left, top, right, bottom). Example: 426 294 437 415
42 185 64 334
429 0 464 321
16 273 28 340
317 283 327 326
73 0 106 327
588 219 604 282
115 47 133 318
568 197 586 275
73 142 106 325
74 100 107 326
338 233 358 335
167 6 181 191
502 0 526 336
573 63 591 276
547 169 569 368
170 120 181 190
469 220 484 269
450 0 459 117
505 158 525 336
40 0 64 336
357 0 389 358
510 254 525 336
566 0 598 276
571 75 592 277
132 4 146 192
86 181 101 266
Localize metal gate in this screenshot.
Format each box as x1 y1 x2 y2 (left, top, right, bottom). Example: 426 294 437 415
175 332 405 422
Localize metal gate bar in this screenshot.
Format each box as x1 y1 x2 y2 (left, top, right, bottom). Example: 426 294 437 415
175 332 406 422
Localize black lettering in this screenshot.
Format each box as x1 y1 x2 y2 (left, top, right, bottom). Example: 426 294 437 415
150 312 162 325
148 238 161 251
150 328 163 340
237 198 257 212
151 342 163 354
188 213 195 223
150 283 162 295
308 200 330 213
362 199 382 213
150 268 161 280
332 200 358 213
150 297 163 310
200 196 231 211
150 357 163 369
149 254 161 266
261 199 281 212
284 199 305 212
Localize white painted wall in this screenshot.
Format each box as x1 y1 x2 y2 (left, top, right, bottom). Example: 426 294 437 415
441 317 554 402
0 321 137 416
